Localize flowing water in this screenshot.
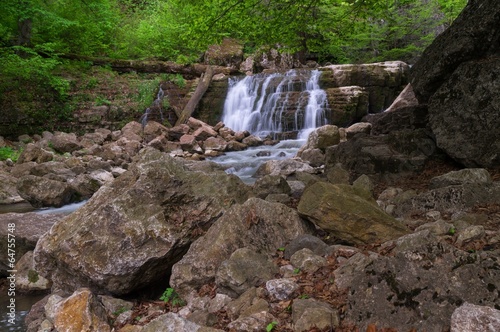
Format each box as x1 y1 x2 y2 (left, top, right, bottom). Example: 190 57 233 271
215 68 329 181
222 69 329 140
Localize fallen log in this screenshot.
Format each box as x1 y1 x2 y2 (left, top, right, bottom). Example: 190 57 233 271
176 66 214 125
60 54 240 78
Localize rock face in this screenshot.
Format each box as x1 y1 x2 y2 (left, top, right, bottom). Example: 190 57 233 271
34 148 250 295
428 59 500 167
297 182 408 245
320 61 409 113
170 198 314 298
339 231 500 332
410 0 500 168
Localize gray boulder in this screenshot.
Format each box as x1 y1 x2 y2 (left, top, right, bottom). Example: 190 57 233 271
16 175 78 208
0 171 24 204
170 198 314 298
410 0 500 167
215 248 278 298
34 148 250 295
340 231 500 332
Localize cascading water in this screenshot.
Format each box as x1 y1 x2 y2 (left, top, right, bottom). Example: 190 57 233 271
213 69 330 184
222 69 329 139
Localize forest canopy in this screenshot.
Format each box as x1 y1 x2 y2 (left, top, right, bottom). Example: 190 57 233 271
1 0 467 63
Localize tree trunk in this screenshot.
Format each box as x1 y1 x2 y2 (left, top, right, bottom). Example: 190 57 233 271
60 54 239 78
175 66 214 126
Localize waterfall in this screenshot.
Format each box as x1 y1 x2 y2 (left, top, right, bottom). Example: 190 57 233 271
222 69 329 139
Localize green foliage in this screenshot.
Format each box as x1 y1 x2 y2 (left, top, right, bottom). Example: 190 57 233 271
266 321 278 332
0 147 21 162
160 287 186 307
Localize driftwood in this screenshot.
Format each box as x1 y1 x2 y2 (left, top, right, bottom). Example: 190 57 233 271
60 54 239 78
175 66 214 125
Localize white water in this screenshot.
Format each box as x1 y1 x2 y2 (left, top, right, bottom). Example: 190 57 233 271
222 69 328 139
212 139 306 184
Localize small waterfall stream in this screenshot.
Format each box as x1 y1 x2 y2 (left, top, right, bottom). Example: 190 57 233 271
213 69 330 183
222 69 329 139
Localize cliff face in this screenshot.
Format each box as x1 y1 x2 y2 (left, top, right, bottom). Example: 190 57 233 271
411 0 500 168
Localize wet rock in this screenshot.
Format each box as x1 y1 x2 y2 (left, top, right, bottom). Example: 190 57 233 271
383 83 418 113
367 105 429 135
255 158 316 178
345 122 372 139
325 128 437 180
34 148 249 295
298 182 408 245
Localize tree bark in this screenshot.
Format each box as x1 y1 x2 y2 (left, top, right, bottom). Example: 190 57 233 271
175 66 214 126
60 54 239 78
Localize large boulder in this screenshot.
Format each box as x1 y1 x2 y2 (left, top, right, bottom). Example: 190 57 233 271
427 59 500 167
34 148 250 295
297 182 408 245
169 198 314 298
410 0 500 168
16 175 79 208
325 128 437 180
410 0 499 103
339 231 500 331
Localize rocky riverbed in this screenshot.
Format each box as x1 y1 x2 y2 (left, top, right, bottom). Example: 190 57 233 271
1 0 500 331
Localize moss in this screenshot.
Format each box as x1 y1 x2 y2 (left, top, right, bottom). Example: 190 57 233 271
28 269 39 283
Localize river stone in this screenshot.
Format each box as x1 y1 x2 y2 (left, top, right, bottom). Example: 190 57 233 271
16 143 53 164
16 175 79 208
254 158 316 178
290 248 327 273
49 132 82 153
50 288 111 332
450 302 500 332
0 171 24 204
292 298 339 332
297 182 408 245
170 197 314 298
0 212 61 276
430 168 492 189
34 148 250 295
15 251 51 293
215 248 278 298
